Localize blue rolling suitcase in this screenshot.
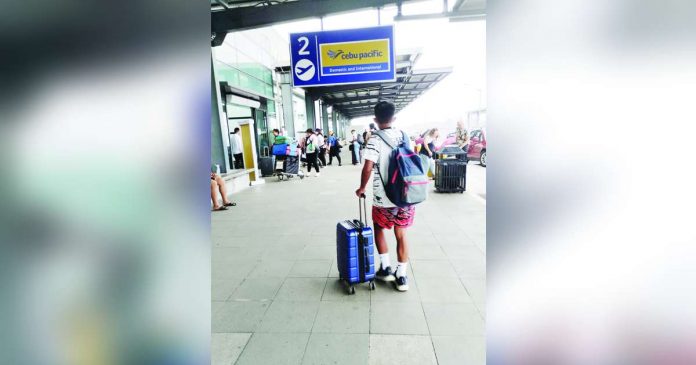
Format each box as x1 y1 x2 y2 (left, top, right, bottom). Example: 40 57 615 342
336 197 376 294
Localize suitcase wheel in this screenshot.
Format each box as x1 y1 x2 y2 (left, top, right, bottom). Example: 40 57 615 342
300 175 304 179
349 285 356 295
369 281 376 290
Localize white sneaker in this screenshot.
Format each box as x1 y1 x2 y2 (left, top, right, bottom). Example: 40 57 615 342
316 172 321 177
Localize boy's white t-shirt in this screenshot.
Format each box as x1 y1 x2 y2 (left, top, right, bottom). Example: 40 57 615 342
363 127 411 208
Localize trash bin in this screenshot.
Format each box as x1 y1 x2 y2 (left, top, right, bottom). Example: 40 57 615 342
436 146 467 161
434 146 467 193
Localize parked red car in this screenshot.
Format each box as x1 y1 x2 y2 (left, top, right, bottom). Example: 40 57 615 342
467 129 486 167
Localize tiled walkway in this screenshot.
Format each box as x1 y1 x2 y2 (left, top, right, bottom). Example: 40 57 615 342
212 150 485 365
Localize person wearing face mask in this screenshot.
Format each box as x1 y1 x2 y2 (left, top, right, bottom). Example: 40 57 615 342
350 129 360 165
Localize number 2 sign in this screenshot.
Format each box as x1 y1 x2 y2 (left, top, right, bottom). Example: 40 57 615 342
289 26 395 87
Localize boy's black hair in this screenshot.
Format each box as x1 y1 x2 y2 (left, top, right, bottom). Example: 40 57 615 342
374 101 395 124
272 128 280 134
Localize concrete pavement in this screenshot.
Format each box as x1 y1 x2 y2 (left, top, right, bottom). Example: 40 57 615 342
212 150 485 365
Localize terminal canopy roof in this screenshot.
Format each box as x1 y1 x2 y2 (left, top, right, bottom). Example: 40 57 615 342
211 0 415 34
302 51 452 119
211 0 485 34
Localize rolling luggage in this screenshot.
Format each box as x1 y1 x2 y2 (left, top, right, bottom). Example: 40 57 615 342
434 159 466 193
336 196 376 294
283 155 300 175
259 147 275 177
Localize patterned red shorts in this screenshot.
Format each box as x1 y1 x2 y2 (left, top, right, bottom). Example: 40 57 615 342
372 206 416 230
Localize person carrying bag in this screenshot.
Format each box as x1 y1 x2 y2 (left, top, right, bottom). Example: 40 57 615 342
303 128 321 177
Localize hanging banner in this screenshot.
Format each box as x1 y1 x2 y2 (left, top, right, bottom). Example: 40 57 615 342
290 25 395 87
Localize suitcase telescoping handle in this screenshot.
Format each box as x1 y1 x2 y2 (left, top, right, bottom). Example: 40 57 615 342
355 194 368 228
354 195 370 281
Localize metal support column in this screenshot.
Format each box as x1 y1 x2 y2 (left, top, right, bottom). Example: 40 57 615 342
321 102 329 133
306 98 316 130
281 80 295 137
331 109 339 135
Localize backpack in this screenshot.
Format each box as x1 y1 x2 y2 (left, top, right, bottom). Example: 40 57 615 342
306 135 316 153
330 137 341 150
372 130 428 207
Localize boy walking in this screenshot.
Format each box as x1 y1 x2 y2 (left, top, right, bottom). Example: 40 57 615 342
355 101 414 291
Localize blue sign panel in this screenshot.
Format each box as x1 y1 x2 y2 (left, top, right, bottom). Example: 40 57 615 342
290 25 396 87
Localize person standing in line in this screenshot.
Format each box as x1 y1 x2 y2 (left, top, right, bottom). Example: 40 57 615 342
357 127 366 163
367 123 377 142
419 128 439 177
316 128 327 167
355 101 415 292
230 127 244 169
303 128 321 177
455 119 469 160
350 129 360 165
327 130 342 166
362 124 377 162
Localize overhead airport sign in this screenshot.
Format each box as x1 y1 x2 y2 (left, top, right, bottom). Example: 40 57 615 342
290 25 395 87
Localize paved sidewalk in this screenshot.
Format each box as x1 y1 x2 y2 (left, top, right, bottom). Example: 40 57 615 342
212 151 485 365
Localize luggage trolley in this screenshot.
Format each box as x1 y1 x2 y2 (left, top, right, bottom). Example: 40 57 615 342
273 142 304 181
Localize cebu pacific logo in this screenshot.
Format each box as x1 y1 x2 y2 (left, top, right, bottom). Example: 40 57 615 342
327 49 383 60
327 50 344 59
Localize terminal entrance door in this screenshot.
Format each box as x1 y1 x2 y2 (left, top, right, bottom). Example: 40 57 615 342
227 117 252 170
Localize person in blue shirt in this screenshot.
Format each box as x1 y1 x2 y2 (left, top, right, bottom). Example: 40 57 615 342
327 130 342 166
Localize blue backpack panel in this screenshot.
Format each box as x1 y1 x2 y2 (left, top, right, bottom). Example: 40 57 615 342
373 130 429 207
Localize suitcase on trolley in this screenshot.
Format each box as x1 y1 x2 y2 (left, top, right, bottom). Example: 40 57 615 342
283 155 300 175
434 159 467 193
336 196 376 294
272 143 288 156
